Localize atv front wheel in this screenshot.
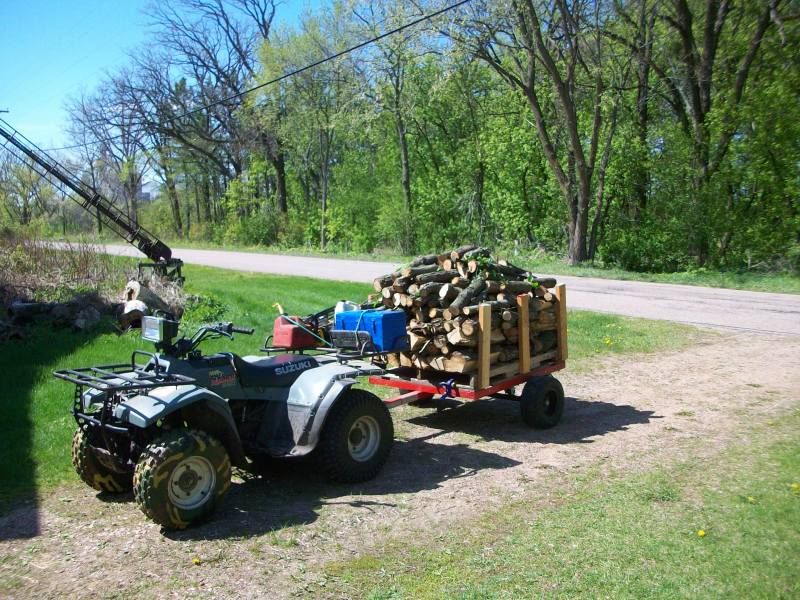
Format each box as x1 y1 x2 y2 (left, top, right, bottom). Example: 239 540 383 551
71 428 133 493
318 389 393 483
133 429 231 529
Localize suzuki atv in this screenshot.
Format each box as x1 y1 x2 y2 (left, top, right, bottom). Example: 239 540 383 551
54 316 391 529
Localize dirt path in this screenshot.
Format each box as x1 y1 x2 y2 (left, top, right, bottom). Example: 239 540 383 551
1 332 799 598
67 243 800 335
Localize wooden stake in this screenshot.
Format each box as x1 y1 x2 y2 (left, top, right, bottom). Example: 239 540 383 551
517 293 531 374
553 283 568 362
476 303 492 390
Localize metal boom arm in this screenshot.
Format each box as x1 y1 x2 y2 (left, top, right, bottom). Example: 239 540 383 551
0 118 173 264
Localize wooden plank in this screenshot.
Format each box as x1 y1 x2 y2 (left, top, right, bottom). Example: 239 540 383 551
531 349 558 368
476 303 492 390
517 293 531 374
553 284 568 362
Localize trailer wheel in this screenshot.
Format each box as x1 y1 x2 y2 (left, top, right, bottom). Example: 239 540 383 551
520 376 564 429
71 428 133 493
319 389 393 483
133 429 231 529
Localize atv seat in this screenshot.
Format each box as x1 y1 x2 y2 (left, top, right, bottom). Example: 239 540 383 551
232 354 319 388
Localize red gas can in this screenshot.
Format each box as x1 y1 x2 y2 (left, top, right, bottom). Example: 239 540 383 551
272 315 319 349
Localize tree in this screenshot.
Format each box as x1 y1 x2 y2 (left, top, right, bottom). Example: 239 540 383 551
456 0 625 263
610 0 787 264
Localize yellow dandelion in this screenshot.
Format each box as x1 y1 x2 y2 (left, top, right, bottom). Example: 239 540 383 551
697 529 706 537
192 557 202 566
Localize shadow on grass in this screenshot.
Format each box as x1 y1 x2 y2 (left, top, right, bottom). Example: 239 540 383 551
167 431 521 541
0 325 104 540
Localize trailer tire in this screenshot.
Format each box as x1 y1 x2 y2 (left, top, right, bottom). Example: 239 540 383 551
133 429 231 529
520 376 564 429
318 389 393 484
71 428 133 493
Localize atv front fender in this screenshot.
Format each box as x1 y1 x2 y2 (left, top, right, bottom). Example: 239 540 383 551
284 361 383 456
114 385 246 466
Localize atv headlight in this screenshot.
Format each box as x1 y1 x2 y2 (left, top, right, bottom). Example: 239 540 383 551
142 316 179 344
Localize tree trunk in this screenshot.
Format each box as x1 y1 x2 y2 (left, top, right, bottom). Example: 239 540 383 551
158 148 182 237
272 151 288 214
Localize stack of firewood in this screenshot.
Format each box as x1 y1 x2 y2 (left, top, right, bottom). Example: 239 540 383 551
370 245 561 376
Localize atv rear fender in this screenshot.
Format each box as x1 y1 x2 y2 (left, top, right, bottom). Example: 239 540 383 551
285 361 382 456
114 385 246 466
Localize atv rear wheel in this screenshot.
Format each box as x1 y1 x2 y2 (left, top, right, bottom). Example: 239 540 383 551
318 389 393 483
71 428 133 493
133 429 231 529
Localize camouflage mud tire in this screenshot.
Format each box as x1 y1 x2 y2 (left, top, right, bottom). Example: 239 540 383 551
133 429 231 529
318 388 393 484
71 428 133 493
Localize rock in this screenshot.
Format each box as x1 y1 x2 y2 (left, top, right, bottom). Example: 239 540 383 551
73 306 102 331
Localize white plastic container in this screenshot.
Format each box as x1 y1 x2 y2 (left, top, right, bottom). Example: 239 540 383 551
335 300 360 314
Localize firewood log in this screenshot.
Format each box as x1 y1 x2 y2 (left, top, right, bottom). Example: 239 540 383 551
439 283 459 302
450 244 478 261
418 282 444 299
501 281 533 294
409 254 438 267
416 269 459 284
124 280 171 314
532 277 557 288
402 263 439 278
443 277 485 319
461 299 510 316
373 273 399 292
485 280 501 294
428 307 444 319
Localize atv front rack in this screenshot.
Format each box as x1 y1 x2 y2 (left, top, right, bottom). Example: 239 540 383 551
54 350 195 393
54 359 197 465
53 363 195 393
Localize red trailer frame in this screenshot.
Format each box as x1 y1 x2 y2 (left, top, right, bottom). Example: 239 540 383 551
370 284 568 408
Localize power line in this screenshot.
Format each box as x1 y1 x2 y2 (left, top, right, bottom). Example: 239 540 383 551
43 0 474 153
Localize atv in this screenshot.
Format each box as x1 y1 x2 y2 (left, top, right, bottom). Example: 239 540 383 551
54 315 391 529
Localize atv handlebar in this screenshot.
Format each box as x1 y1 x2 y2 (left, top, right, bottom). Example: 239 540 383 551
230 325 255 335
161 321 256 358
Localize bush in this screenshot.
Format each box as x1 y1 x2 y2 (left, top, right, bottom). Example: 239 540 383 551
601 219 692 273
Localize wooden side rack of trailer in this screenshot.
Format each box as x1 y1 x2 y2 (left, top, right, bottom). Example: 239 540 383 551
370 284 568 408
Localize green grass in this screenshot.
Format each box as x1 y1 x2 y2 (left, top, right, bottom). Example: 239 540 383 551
0 264 696 508
327 412 800 599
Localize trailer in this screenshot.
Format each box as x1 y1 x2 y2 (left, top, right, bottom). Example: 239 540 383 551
369 284 568 428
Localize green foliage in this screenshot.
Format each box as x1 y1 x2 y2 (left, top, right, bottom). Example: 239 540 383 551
14 0 796 277
182 294 227 326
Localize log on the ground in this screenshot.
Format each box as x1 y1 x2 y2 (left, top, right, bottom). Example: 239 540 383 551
124 280 171 314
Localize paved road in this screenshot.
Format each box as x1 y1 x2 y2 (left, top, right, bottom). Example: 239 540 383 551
94 243 800 335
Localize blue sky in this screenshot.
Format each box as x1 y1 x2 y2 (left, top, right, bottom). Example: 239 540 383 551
0 0 315 149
